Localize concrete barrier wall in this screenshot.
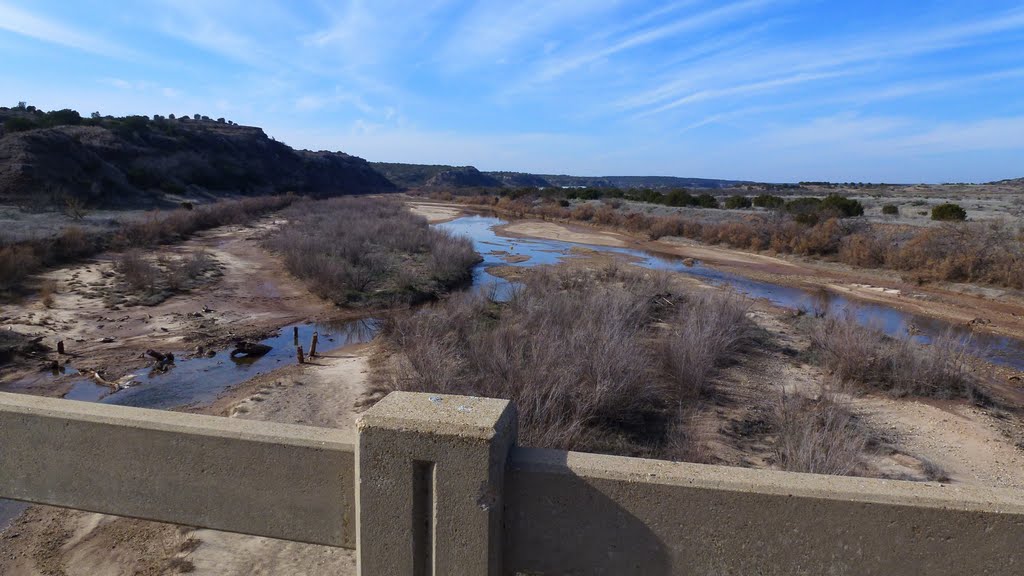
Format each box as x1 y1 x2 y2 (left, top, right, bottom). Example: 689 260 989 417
0 392 356 547
5 390 1024 575
505 447 1024 575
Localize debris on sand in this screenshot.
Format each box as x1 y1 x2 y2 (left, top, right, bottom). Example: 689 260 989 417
146 349 176 372
85 370 136 391
230 342 272 358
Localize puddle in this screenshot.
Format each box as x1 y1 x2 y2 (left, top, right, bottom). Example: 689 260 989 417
42 318 381 411
440 215 1024 371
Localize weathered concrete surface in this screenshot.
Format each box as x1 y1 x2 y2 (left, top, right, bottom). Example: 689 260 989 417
356 392 517 576
0 391 355 547
505 447 1024 575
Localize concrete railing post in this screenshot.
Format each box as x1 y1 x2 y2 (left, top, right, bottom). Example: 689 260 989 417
356 392 517 576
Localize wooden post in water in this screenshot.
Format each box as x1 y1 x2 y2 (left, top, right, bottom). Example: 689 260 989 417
309 332 318 358
57 340 65 355
293 326 299 344
297 345 305 364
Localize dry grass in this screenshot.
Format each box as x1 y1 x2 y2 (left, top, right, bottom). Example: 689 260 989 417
39 279 57 307
267 197 478 306
0 195 296 297
810 314 976 399
165 250 214 291
116 249 159 293
375 266 753 456
772 391 869 476
662 290 751 399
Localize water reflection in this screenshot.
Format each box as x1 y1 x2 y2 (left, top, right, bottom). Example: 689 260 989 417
440 215 1024 371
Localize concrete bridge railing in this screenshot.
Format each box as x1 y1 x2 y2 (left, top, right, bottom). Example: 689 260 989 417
2 390 1023 575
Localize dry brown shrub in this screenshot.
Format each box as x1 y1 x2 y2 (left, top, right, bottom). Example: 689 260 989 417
380 267 669 452
267 197 477 305
662 290 751 399
116 249 159 292
772 391 868 476
810 314 975 399
570 203 597 221
40 279 57 307
0 245 41 291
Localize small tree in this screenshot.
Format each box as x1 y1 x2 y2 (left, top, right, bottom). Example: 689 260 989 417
696 193 719 208
168 113 176 120
63 195 88 221
881 204 898 215
753 194 785 209
931 203 967 221
91 111 101 119
820 193 864 217
15 101 26 110
724 195 752 209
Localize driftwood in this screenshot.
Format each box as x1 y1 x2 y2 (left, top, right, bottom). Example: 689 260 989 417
147 349 176 372
86 370 134 391
231 342 272 357
147 349 175 363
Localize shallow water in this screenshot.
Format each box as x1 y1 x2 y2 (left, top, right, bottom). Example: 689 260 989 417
439 215 1024 371
52 318 381 410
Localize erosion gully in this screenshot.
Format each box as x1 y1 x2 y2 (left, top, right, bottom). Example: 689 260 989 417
2 213 1023 528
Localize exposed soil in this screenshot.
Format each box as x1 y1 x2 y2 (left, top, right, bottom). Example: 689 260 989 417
0 217 340 396
405 201 463 224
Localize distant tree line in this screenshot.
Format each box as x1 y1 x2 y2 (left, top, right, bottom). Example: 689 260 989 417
488 184 866 220
2 102 238 135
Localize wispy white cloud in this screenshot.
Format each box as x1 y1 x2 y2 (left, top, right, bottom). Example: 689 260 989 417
0 1 134 58
295 89 374 114
615 5 1024 119
533 0 774 83
438 0 621 70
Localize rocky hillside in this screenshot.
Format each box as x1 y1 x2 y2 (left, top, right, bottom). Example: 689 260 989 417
371 161 745 190
372 162 502 189
0 106 395 208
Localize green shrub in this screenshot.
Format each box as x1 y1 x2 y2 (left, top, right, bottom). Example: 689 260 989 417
4 117 37 132
696 193 719 208
724 195 752 209
881 204 899 215
664 189 694 207
41 109 82 127
753 194 785 209
820 194 864 217
931 203 967 221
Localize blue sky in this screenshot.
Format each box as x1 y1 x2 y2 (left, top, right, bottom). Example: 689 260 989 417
1 1 1022 183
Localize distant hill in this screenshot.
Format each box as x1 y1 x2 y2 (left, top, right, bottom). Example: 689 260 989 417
0 106 394 208
536 174 747 189
987 177 1024 186
372 162 502 189
372 162 744 190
